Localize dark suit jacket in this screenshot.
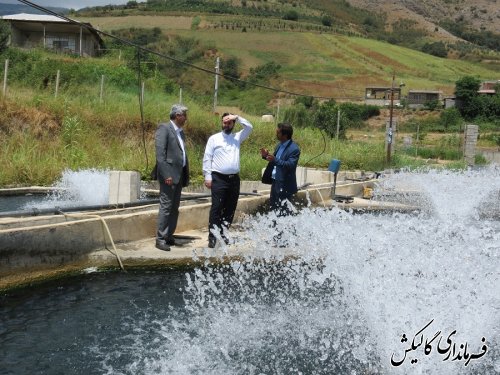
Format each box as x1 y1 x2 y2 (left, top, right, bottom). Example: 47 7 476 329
266 139 300 195
153 121 189 187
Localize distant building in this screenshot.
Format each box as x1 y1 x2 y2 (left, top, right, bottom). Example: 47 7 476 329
443 96 456 109
478 80 499 95
1 13 104 57
364 86 401 107
407 90 442 109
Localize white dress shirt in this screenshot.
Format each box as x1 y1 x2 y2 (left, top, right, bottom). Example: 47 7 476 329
203 116 253 181
171 120 186 167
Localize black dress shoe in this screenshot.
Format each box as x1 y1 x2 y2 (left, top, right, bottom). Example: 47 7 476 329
166 237 177 246
208 238 216 248
155 240 171 251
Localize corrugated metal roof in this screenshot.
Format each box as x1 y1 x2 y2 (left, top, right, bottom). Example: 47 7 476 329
1 13 69 23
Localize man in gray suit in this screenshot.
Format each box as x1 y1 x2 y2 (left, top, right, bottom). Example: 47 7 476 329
153 104 189 251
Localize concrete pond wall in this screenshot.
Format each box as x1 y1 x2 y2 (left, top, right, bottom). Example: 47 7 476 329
0 168 380 290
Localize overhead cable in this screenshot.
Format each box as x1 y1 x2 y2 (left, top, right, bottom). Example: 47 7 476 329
17 0 364 100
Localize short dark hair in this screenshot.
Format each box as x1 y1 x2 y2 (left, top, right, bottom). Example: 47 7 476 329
221 112 230 119
278 122 293 139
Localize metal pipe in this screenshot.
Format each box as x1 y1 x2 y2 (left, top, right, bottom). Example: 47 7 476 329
0 192 261 218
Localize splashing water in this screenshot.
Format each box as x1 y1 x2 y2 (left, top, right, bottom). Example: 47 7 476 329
22 169 109 210
93 167 499 374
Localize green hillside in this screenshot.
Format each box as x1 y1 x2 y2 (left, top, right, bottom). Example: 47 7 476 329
1 9 498 187
82 14 498 103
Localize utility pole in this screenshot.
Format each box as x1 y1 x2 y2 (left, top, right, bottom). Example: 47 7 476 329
99 75 105 103
213 57 220 113
386 72 395 165
276 99 280 124
2 59 8 97
336 108 341 140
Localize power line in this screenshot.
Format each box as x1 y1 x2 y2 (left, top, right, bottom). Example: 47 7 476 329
16 0 364 101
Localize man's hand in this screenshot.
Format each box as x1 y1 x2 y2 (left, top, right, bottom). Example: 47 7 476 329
205 180 212 189
260 148 269 158
164 177 173 186
222 114 238 123
265 154 275 162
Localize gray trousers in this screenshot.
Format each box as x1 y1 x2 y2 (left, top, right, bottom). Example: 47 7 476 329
157 180 183 241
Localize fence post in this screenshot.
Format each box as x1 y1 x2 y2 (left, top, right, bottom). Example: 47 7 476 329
336 109 341 140
2 59 8 97
100 75 105 103
141 81 145 106
55 70 60 98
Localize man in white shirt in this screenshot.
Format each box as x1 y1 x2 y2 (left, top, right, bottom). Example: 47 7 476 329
203 113 253 248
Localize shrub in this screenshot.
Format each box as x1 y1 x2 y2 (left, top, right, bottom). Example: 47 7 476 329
191 16 201 30
421 41 448 58
424 99 440 111
294 95 317 109
321 15 332 27
282 103 311 128
338 103 380 128
440 107 462 130
0 20 9 54
283 10 299 21
247 61 281 84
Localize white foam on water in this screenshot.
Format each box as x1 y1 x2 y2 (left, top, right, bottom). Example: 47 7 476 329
23 169 109 209
99 167 499 375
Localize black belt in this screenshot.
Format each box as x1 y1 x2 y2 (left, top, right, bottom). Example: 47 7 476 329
213 171 239 179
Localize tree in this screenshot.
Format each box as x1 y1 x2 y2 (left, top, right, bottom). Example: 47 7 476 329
220 56 244 88
455 76 481 100
440 108 462 130
313 100 346 139
455 76 481 119
0 20 10 54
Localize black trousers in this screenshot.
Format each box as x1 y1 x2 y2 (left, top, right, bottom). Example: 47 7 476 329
208 172 240 240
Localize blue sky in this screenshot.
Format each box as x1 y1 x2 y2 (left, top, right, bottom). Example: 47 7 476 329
1 1 144 10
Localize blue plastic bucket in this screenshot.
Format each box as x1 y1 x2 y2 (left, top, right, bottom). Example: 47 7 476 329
328 159 341 174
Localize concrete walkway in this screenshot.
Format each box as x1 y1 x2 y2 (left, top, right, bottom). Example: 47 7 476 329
0 169 421 291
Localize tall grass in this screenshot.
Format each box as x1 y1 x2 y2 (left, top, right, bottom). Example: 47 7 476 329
1 82 391 187
1 45 496 187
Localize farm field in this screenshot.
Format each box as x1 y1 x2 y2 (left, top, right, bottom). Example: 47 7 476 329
81 15 499 101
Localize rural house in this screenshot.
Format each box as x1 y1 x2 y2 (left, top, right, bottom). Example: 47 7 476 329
478 80 499 95
443 96 456 109
407 90 442 109
364 86 401 107
1 13 104 57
